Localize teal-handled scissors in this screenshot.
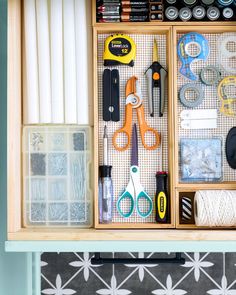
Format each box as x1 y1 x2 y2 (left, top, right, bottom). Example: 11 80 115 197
117 124 153 218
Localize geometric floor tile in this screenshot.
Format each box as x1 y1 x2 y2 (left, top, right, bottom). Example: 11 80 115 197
41 252 236 295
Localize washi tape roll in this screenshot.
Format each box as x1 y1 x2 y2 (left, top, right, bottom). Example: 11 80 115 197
181 197 192 221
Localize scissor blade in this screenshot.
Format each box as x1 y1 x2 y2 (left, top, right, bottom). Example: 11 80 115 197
153 39 159 63
131 123 138 167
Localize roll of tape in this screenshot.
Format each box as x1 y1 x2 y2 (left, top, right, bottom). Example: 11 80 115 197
219 34 236 58
181 197 192 221
200 66 221 86
179 84 204 108
218 33 236 74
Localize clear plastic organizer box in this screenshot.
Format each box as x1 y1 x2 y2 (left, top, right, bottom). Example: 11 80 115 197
23 126 93 227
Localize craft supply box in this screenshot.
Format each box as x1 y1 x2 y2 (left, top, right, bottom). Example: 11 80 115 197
7 0 236 242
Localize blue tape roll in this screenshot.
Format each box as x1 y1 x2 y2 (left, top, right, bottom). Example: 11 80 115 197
177 33 209 81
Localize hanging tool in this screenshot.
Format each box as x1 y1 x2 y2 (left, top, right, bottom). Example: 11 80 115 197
145 39 167 117
113 76 160 151
155 136 169 223
177 32 209 81
99 125 113 223
200 66 221 86
179 83 204 108
103 69 120 122
218 76 236 117
117 123 153 218
103 34 136 67
218 33 236 75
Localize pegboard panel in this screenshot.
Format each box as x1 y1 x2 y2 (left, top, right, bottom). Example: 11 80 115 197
177 32 236 183
97 33 169 224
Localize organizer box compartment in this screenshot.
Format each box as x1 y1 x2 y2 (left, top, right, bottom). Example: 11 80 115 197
23 126 92 227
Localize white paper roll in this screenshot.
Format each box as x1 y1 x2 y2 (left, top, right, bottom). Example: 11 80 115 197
75 0 91 125
23 0 39 124
50 0 64 123
63 0 77 124
36 0 52 123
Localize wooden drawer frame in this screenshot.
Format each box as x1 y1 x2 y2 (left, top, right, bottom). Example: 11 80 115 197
173 25 236 229
93 25 175 229
7 0 236 241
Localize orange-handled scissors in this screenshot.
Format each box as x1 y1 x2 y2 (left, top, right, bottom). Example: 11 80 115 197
113 76 160 152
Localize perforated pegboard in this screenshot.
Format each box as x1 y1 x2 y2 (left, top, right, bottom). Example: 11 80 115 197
97 34 168 223
177 32 236 182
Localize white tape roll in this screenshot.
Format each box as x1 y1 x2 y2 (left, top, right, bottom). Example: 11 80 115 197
219 34 236 58
194 190 236 227
218 33 236 74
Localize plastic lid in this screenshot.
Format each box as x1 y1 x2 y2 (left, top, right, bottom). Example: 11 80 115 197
223 7 233 19
165 6 178 20
207 7 220 20
201 0 215 4
99 165 112 178
179 7 192 21
184 0 197 5
193 6 206 19
218 0 233 5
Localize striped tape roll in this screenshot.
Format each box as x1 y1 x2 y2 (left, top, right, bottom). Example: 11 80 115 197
181 197 192 221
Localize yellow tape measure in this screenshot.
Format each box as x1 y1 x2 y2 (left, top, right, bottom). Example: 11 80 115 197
218 76 236 117
103 34 136 67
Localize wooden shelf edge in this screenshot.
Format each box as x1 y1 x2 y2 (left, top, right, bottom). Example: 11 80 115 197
95 223 175 229
93 21 236 28
175 183 236 190
7 229 236 241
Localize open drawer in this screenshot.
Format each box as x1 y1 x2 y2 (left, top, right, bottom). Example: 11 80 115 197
7 0 236 241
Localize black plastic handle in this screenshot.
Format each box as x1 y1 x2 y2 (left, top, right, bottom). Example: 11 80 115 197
91 253 185 265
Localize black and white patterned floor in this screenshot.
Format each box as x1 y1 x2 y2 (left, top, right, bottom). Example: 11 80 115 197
41 252 236 295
